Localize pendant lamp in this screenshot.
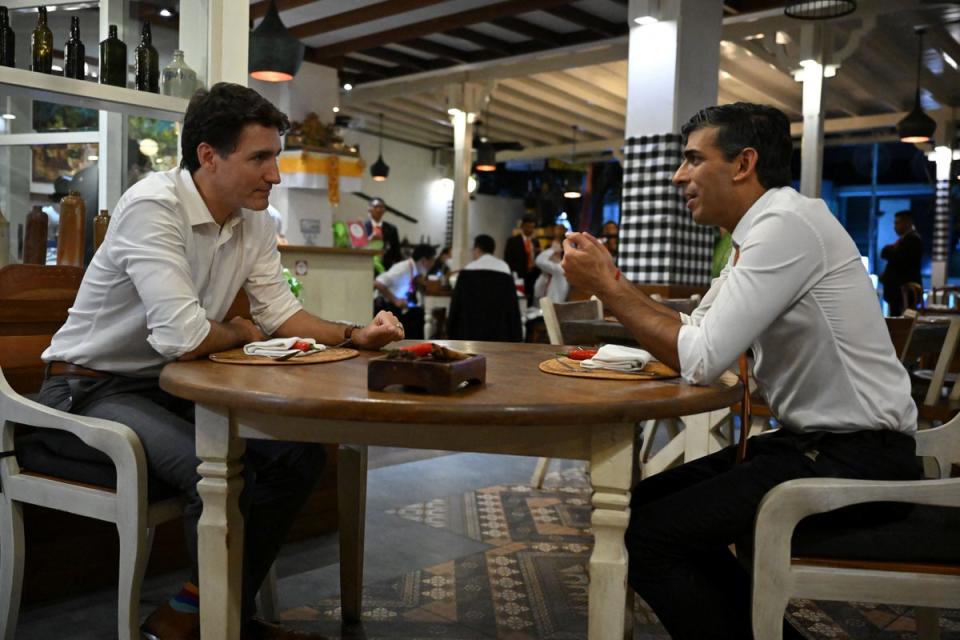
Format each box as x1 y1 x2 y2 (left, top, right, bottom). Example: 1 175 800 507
897 28 936 144
370 113 390 182
563 125 582 199
249 0 304 82
784 1 857 20
475 110 497 172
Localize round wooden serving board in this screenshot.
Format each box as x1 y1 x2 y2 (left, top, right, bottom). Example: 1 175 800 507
539 357 678 381
209 347 359 365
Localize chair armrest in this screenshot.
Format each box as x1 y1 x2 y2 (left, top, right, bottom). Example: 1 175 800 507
0 374 147 495
915 418 960 477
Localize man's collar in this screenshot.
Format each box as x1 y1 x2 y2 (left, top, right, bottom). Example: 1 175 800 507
730 187 779 250
179 168 244 229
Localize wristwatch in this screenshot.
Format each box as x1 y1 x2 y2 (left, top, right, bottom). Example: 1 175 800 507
341 323 362 346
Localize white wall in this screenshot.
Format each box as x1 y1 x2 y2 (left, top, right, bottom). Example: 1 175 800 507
469 194 526 265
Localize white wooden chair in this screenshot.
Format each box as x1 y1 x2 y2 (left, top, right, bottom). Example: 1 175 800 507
752 415 960 640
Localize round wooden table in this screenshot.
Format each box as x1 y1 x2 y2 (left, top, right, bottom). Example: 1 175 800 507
161 340 741 640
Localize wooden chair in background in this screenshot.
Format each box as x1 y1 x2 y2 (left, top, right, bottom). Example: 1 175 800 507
901 282 925 313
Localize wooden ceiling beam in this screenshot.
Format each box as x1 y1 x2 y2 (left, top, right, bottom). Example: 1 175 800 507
560 66 626 99
359 47 432 71
250 0 318 21
532 73 626 114
323 55 392 78
399 38 485 64
498 78 624 123
491 17 564 45
342 105 451 143
490 86 622 138
288 0 448 39
443 28 516 55
485 103 569 143
545 6 626 38
304 0 577 61
399 94 545 147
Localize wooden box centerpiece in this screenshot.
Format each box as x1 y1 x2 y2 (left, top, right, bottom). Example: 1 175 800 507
367 343 486 395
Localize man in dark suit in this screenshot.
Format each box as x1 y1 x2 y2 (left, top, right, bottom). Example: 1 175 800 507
364 197 402 271
880 210 923 316
503 213 540 304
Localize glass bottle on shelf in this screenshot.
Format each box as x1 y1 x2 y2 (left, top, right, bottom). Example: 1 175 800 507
0 6 15 68
30 6 53 74
161 49 198 99
57 191 85 267
134 21 159 93
24 205 48 265
99 24 126 87
63 16 85 79
93 209 110 251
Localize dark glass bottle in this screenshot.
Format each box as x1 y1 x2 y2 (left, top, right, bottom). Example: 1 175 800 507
30 6 53 74
64 16 85 79
99 24 126 87
134 21 158 93
0 6 15 68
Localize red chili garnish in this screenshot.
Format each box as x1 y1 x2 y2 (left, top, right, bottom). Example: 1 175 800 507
293 340 312 351
567 348 598 361
399 342 435 357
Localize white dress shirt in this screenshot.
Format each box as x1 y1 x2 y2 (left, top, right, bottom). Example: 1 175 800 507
677 187 916 434
375 257 417 300
462 253 512 275
534 247 569 303
43 168 302 376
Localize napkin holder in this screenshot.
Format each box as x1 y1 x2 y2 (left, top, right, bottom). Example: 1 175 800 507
367 354 486 394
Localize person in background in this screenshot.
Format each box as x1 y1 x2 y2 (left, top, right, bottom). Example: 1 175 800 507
462 234 511 275
364 196 402 270
428 245 453 278
533 234 569 304
879 210 923 316
602 220 619 260
561 102 920 640
504 213 540 304
374 243 437 340
267 204 288 245
39 82 405 640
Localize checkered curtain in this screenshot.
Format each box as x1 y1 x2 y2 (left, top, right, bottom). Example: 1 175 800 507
932 180 950 262
619 134 716 285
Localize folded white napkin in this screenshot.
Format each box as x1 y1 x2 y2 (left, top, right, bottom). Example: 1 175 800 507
243 337 325 358
580 344 655 372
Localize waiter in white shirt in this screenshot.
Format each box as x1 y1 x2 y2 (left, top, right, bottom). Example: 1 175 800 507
561 103 921 640
39 82 402 640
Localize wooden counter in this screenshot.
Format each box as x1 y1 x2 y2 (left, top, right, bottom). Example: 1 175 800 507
279 245 377 325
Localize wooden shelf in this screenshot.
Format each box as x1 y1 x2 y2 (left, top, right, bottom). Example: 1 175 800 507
0 66 189 121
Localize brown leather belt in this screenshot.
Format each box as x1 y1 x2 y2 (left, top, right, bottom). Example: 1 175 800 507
47 361 110 379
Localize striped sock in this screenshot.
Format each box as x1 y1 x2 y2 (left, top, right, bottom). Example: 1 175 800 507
168 581 199 614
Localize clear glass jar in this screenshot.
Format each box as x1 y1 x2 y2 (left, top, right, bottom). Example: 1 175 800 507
161 50 199 99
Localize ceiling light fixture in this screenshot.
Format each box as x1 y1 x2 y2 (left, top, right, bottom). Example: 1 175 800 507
2 96 16 120
475 107 496 172
159 8 172 17
370 113 390 182
898 28 937 144
563 125 582 199
248 0 304 82
784 1 857 20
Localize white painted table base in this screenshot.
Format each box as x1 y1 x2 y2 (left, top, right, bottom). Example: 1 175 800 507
194 410 636 640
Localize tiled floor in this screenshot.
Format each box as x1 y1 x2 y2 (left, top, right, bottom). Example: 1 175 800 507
13 450 960 639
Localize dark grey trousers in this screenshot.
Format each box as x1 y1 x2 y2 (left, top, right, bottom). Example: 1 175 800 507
36 373 327 618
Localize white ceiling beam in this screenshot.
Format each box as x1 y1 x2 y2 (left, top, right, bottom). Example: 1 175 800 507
490 87 622 139
529 73 626 114
560 65 627 99
400 93 549 148
342 37 629 106
497 79 625 126
719 60 800 114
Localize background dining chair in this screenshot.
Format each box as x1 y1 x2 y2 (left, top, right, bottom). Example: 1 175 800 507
447 270 522 342
751 413 960 640
901 282 925 313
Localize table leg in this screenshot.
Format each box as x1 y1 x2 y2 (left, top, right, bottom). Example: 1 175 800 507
195 404 246 640
338 444 368 623
588 423 634 640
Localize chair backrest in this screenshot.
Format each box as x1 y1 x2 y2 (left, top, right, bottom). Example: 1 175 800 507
447 270 522 342
656 295 701 316
540 297 603 346
915 412 960 479
900 316 951 369
0 265 82 394
884 315 916 359
930 286 960 309
900 282 924 312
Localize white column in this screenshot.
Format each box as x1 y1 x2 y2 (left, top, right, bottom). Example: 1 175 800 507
930 143 954 288
180 0 249 88
0 97 31 262
446 83 485 268
98 0 128 212
625 0 722 137
798 25 825 199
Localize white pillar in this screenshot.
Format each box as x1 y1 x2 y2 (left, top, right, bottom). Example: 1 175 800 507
445 83 485 269
798 25 825 199
0 97 31 262
626 0 722 136
930 143 954 288
180 0 249 88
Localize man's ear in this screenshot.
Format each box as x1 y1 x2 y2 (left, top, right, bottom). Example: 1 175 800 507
196 142 217 171
733 147 759 183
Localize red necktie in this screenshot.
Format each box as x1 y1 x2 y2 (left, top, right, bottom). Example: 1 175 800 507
733 244 751 464
372 224 383 239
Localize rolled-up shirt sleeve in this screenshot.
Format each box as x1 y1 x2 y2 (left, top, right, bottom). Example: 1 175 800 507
108 198 210 359
244 216 302 335
677 210 825 385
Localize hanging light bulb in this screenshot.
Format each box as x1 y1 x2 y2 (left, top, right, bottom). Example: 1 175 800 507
2 96 15 120
898 28 936 144
248 0 304 82
563 125 582 199
370 113 390 182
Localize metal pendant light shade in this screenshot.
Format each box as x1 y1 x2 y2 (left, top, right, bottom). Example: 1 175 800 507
475 141 497 172
249 0 304 82
371 113 389 182
784 1 857 20
563 125 581 198
898 29 936 144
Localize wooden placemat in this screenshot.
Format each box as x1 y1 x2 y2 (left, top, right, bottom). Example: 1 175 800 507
209 347 359 365
539 357 678 380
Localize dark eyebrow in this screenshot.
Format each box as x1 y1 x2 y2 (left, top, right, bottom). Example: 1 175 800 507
682 149 701 161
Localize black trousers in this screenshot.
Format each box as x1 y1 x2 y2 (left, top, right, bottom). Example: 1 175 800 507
626 428 922 640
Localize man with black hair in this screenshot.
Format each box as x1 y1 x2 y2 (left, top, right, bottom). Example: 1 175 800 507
374 243 437 339
40 82 404 640
462 234 511 275
503 213 540 303
562 103 920 639
880 209 923 315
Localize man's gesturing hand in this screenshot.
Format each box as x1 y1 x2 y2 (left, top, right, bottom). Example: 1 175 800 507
562 232 620 297
352 310 405 349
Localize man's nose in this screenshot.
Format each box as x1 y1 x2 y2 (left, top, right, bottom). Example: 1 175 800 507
672 165 686 186
266 159 281 184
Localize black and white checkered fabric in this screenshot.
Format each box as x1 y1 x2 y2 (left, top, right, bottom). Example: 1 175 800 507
932 180 950 262
619 135 716 285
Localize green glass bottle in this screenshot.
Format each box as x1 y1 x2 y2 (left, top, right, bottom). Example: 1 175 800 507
30 6 53 74
64 16 85 79
99 24 127 88
0 6 15 68
134 21 158 93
